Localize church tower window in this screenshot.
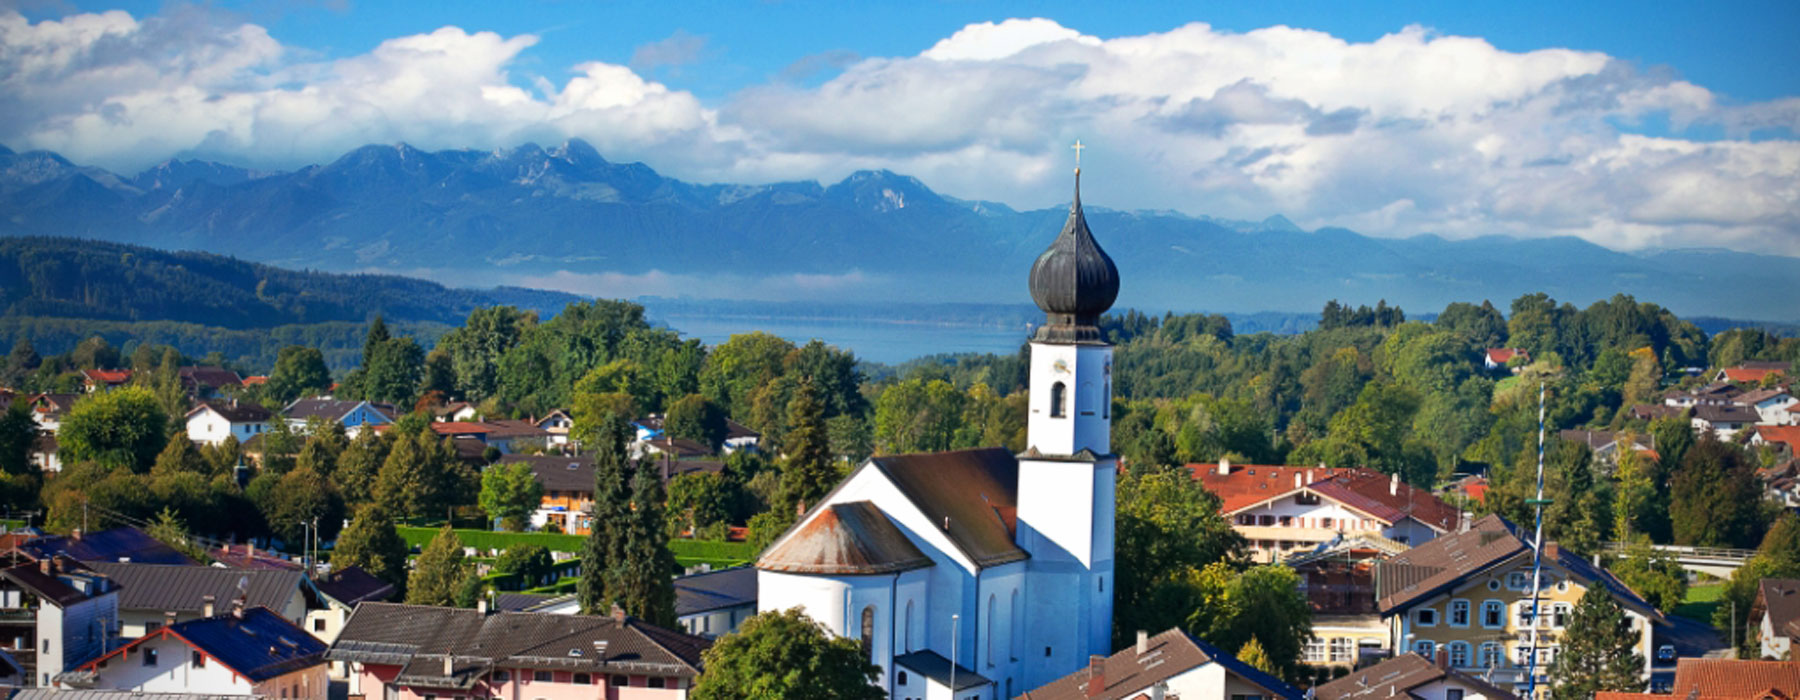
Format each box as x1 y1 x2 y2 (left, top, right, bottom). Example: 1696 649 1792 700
1050 382 1067 418
987 594 997 667
860 606 875 661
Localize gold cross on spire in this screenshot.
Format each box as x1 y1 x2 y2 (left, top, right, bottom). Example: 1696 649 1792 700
1071 139 1085 174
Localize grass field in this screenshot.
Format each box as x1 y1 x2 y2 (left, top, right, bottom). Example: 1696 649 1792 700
397 527 756 570
1673 583 1724 624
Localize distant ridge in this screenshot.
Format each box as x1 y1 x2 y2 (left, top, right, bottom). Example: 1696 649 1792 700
1 141 1796 320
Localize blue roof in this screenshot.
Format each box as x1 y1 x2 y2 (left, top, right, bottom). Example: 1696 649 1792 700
111 608 326 682
1189 635 1305 700
18 527 198 566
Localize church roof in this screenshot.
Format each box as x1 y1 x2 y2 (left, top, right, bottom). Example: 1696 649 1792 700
868 447 1028 569
757 501 933 575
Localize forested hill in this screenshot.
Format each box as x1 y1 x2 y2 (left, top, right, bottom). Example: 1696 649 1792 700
0 237 581 328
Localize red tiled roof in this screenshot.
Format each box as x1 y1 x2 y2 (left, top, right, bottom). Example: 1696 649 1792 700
1757 425 1800 450
1670 658 1800 699
1190 463 1459 531
1486 348 1527 364
430 421 494 435
241 375 268 386
1191 463 1352 513
1723 367 1785 383
80 368 132 384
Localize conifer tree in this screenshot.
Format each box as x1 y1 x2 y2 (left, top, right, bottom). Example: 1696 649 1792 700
335 430 389 505
151 431 207 476
1548 587 1646 699
578 412 632 614
407 524 473 607
363 315 390 366
777 379 835 512
1238 637 1279 679
606 456 677 626
335 507 410 592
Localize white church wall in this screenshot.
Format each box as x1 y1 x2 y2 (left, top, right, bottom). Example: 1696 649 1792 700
1024 343 1111 456
757 572 851 632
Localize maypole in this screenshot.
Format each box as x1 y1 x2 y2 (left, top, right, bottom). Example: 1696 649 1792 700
1523 381 1552 699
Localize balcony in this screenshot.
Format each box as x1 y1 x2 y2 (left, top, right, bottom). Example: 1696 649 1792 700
0 608 37 623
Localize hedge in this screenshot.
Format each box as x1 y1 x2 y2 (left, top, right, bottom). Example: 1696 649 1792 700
397 527 755 564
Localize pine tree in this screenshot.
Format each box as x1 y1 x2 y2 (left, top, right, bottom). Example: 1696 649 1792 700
607 456 677 626
151 431 207 476
335 430 389 505
363 315 391 366
777 379 836 512
407 524 472 607
335 507 410 593
578 412 632 614
1548 587 1646 699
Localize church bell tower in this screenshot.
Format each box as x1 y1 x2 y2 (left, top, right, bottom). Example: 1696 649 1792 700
1017 142 1118 687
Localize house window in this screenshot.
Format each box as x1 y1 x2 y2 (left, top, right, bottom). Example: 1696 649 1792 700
1449 642 1470 668
648 678 666 689
1482 601 1505 628
1236 514 1254 526
313 619 326 632
1278 515 1293 527
1258 515 1276 526
1447 689 1465 700
573 673 591 685
1517 602 1535 628
861 606 876 662
1295 492 1320 505
1553 603 1571 628
1414 640 1435 657
1508 572 1530 590
1479 643 1502 668
1321 517 1334 529
1049 382 1066 418
192 651 205 668
146 621 161 632
1304 638 1327 663
1416 609 1437 627
42 639 48 653
898 671 909 685
493 671 510 682
611 676 629 687
533 671 551 682
1450 600 1469 626
143 649 158 666
1330 638 1353 663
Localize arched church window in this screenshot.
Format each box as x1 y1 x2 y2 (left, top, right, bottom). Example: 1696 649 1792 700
905 600 914 652
986 595 996 667
1009 590 1020 661
860 606 875 661
1050 382 1066 418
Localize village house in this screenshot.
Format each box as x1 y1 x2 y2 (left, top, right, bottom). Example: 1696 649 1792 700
82 563 308 639
1375 514 1664 693
535 410 574 446
56 606 327 698
1192 461 1461 563
1482 348 1529 373
504 454 596 534
1713 361 1790 386
281 399 397 437
328 602 708 699
1629 404 1687 422
431 401 479 423
183 401 272 447
1313 652 1519 700
0 556 121 688
1753 425 1800 454
1758 460 1800 509
631 415 761 456
1557 429 1657 466
176 367 243 399
1664 382 1743 409
673 566 757 640
1692 404 1761 440
1595 657 1800 700
78 370 132 394
1750 578 1800 661
1017 628 1302 700
27 393 80 434
306 566 396 648
1290 535 1409 670
10 527 200 568
1737 388 1799 426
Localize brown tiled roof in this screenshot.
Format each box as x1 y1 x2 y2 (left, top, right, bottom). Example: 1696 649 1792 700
646 437 711 457
178 366 243 390
723 419 760 440
1018 627 1300 700
871 447 1026 568
1695 404 1760 423
1669 658 1800 699
1756 579 1800 641
758 501 932 575
314 566 395 606
481 419 549 439
1631 404 1688 421
502 453 594 494
328 603 708 685
1375 514 1527 612
1314 653 1518 700
1737 388 1793 406
0 557 114 607
85 562 301 614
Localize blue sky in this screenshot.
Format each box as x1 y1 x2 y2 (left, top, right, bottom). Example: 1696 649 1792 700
5 0 1798 255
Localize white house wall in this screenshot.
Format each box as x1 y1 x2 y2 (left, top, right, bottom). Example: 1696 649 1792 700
76 635 255 694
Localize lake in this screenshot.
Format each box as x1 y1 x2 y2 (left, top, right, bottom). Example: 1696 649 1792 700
655 314 1030 364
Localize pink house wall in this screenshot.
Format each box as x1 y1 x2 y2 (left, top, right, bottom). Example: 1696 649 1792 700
356 664 690 700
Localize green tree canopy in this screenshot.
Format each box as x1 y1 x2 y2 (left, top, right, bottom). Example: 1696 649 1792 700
335 507 409 592
407 525 474 607
58 386 169 472
479 461 545 532
267 346 331 402
1670 438 1767 548
664 393 727 452
691 607 884 700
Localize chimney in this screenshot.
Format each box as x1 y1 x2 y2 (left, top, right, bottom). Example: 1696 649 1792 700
1306 469 1314 484
1086 655 1107 698
1136 630 1149 655
1390 472 1400 497
72 528 82 541
443 656 453 677
203 595 216 617
477 597 489 616
795 500 806 517
1294 473 1302 488
164 611 177 627
1217 458 1231 475
38 558 50 575
1435 647 1448 668
610 602 626 623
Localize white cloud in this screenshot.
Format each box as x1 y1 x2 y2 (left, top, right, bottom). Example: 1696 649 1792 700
0 10 1795 255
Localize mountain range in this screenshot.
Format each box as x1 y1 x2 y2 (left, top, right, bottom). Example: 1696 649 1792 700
3 140 1796 321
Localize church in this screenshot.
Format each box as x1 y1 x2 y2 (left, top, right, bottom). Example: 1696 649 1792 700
757 160 1120 700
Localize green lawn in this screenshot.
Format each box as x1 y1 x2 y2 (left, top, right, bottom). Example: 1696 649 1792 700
397 527 755 570
1673 583 1724 624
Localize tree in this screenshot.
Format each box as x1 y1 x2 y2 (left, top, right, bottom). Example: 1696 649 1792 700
1670 438 1766 548
479 461 544 531
150 430 207 476
607 457 677 625
58 386 169 472
267 346 331 402
373 427 467 519
666 471 735 540
265 465 346 544
778 380 837 512
1608 542 1688 613
665 393 727 452
1214 565 1313 679
335 508 410 592
691 608 884 700
335 430 389 505
437 306 535 401
578 412 633 614
1113 467 1246 647
872 378 965 454
145 508 212 564
1548 586 1646 699
362 337 425 406
407 525 474 607
1238 637 1278 679
0 404 40 476
495 544 554 589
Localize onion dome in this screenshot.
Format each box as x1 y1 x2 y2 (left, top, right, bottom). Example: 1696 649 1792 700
1028 171 1118 343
